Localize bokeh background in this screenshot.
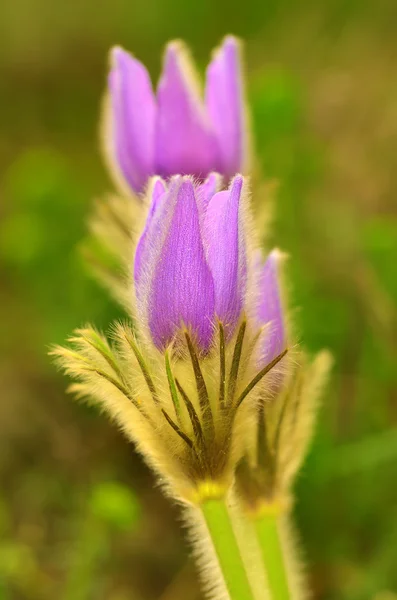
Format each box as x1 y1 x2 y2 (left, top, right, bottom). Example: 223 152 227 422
1 0 397 598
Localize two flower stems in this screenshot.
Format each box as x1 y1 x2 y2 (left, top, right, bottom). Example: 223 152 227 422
200 498 292 600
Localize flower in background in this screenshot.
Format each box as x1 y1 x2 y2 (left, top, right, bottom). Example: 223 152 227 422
103 37 248 196
53 175 288 503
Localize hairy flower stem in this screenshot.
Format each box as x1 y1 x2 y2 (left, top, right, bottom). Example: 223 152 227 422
254 512 290 600
200 498 256 600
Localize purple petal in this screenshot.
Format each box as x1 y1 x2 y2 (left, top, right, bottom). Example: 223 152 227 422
204 175 246 333
196 172 222 214
148 179 215 351
107 47 156 194
134 177 167 294
256 250 286 365
205 36 246 177
155 42 220 179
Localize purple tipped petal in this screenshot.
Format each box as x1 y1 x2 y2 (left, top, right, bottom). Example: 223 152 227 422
148 179 215 351
204 175 246 333
256 250 286 365
134 177 167 293
107 47 156 194
205 36 246 177
196 172 222 214
150 177 167 205
155 43 220 179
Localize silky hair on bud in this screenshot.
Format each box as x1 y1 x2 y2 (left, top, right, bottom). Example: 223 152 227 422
279 350 333 490
278 514 309 600
84 193 138 311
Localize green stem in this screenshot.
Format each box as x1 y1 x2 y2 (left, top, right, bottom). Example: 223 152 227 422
200 498 255 600
254 513 290 600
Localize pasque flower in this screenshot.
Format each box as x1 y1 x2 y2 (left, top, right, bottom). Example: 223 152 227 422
134 173 247 352
104 37 248 195
54 27 332 599
53 175 288 502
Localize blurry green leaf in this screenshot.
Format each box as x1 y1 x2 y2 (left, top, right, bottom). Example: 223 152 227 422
316 428 397 480
361 216 397 301
0 542 36 582
3 148 72 209
251 69 302 140
90 481 141 531
359 326 397 385
0 213 46 266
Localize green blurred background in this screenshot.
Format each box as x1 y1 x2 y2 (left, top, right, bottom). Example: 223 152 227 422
1 0 397 598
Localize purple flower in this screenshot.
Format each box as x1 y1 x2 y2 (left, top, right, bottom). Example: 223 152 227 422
55 172 291 501
104 37 247 195
133 174 287 362
134 174 247 352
